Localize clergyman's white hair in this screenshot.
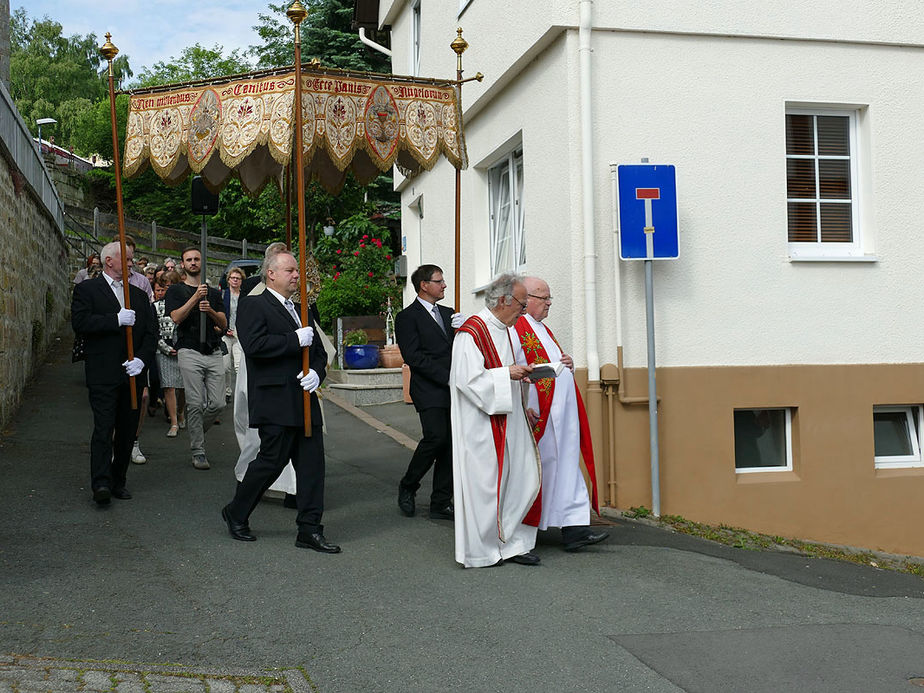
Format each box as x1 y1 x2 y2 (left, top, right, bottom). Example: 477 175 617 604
483 272 523 308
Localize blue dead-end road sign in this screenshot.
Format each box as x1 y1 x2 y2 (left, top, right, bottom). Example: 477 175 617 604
617 164 679 260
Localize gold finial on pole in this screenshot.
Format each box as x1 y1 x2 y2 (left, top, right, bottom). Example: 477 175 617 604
450 27 468 74
100 32 118 61
287 1 308 42
100 32 119 77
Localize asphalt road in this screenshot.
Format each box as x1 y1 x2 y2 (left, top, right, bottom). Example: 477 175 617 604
1 336 923 693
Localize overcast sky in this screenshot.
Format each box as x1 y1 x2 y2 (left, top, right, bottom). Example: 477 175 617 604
15 1 272 75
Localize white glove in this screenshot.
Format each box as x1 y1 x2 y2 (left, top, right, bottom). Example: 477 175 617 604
297 369 320 393
295 326 314 347
122 357 144 377
451 312 465 329
117 308 136 327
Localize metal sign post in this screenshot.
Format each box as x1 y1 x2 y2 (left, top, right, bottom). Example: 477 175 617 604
617 162 679 517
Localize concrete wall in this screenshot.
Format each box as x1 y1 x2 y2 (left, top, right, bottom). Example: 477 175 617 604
0 82 70 429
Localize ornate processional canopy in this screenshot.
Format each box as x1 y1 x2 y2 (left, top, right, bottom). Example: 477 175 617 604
121 65 467 194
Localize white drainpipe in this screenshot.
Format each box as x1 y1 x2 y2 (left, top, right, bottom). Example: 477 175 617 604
579 0 599 381
358 27 392 58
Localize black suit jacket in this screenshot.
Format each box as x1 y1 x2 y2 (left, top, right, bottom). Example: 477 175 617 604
237 290 326 428
71 276 157 386
395 299 455 411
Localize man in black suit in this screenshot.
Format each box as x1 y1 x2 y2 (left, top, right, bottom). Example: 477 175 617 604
221 251 339 553
71 240 156 505
394 264 462 520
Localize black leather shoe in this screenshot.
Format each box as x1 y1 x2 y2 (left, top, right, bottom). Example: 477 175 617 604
398 484 415 517
507 552 541 566
295 532 342 553
93 487 111 505
222 505 256 542
429 503 454 521
111 487 132 500
563 530 610 552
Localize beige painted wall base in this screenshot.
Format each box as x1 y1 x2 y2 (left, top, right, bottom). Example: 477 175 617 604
582 363 924 557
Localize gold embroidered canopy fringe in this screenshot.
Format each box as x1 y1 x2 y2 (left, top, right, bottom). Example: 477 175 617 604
121 65 467 194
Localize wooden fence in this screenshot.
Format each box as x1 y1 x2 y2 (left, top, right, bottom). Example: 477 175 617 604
65 204 267 270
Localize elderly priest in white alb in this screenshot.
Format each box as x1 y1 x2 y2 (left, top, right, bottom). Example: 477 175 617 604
449 274 542 568
511 276 609 552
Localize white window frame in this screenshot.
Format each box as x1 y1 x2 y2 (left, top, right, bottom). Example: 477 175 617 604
488 147 525 276
873 405 924 469
786 107 861 260
734 408 794 474
410 0 421 77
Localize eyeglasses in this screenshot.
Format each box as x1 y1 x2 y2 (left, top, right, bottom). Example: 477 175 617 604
513 296 528 310
527 293 553 303
424 278 447 286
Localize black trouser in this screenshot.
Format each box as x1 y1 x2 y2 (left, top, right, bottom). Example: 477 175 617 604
229 423 325 533
401 406 453 506
87 380 142 492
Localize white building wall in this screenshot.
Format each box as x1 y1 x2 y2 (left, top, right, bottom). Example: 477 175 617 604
386 1 924 369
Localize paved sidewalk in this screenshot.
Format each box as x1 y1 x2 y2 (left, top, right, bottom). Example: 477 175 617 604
1 336 923 693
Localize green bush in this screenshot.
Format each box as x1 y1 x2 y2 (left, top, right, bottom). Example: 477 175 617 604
315 227 402 331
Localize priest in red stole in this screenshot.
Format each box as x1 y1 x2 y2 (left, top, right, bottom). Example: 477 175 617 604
449 274 542 568
511 277 609 552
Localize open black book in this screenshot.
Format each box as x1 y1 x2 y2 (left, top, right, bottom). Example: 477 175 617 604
529 361 565 380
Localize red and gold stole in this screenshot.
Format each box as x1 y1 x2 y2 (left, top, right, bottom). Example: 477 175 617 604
457 315 509 538
514 316 600 523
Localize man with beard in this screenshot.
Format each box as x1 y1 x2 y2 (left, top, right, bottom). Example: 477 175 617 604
165 247 227 470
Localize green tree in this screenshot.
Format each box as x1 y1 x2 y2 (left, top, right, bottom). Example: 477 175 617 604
9 8 133 148
134 44 252 87
250 0 390 73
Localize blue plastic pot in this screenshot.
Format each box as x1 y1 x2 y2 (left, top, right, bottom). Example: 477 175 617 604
343 345 379 369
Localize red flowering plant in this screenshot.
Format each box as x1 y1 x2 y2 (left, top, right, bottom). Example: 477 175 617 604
314 213 403 330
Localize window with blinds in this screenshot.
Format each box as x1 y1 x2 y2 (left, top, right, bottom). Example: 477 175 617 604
786 110 859 256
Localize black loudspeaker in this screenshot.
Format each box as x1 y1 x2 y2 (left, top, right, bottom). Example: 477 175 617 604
191 176 219 215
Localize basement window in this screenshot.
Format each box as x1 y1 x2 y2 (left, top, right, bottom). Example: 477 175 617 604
873 405 923 468
734 408 792 473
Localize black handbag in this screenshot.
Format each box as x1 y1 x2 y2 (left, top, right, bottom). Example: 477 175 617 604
71 334 86 362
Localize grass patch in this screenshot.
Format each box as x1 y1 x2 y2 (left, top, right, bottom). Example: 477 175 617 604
620 507 924 577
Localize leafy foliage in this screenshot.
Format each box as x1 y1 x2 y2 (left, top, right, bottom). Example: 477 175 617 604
250 1 391 73
134 44 253 88
9 8 132 148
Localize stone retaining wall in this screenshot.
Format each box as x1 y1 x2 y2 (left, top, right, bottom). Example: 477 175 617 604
0 137 70 430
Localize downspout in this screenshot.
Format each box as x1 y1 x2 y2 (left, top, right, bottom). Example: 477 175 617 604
578 0 608 507
579 0 599 380
358 27 392 58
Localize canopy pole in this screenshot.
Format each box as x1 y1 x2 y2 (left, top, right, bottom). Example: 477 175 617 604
285 161 293 251
450 28 468 313
288 1 313 438
100 33 137 410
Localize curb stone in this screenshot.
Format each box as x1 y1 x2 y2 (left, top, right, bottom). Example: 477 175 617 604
0 657 314 693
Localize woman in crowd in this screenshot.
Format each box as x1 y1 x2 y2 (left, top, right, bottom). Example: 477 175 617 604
153 271 185 436
73 254 101 284
222 266 245 401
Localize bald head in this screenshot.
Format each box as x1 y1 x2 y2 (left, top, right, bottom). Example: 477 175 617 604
523 276 552 322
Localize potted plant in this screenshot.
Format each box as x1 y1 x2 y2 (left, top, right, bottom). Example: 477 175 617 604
342 329 379 369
